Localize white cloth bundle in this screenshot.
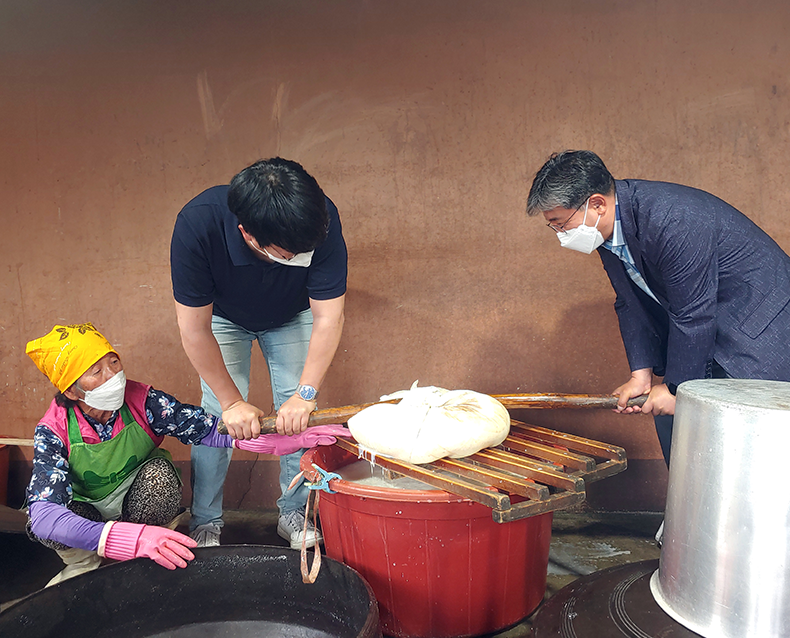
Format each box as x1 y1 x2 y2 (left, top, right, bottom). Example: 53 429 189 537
347 381 511 464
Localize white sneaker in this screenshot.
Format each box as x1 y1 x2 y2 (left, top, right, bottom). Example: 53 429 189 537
655 520 665 548
190 522 222 548
278 510 323 550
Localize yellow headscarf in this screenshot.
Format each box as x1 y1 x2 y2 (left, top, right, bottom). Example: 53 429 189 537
26 323 118 392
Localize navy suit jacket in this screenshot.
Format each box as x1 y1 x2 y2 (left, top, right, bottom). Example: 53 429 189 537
599 179 790 388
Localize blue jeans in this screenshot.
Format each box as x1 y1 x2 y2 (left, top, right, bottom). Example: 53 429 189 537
190 310 313 531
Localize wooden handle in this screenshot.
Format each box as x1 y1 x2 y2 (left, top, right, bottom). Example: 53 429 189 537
492 393 648 410
216 400 397 435
215 393 647 435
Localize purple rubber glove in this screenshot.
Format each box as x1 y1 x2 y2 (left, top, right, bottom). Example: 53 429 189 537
99 521 197 569
197 419 234 448
233 424 351 455
28 500 105 550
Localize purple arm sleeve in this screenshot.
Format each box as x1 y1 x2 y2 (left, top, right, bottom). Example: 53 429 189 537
28 500 105 551
197 421 234 448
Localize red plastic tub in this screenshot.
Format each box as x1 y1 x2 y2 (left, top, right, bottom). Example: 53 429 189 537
302 445 552 638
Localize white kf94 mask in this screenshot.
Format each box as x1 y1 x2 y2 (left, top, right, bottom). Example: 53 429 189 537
251 241 314 267
262 247 314 267
557 199 605 254
81 370 127 411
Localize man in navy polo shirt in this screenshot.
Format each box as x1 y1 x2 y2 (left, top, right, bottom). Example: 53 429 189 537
170 158 347 549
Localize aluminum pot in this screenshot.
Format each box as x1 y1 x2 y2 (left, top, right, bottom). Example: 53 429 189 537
0 545 381 638
650 379 790 638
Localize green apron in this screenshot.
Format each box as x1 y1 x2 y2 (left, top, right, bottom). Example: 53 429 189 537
67 405 176 516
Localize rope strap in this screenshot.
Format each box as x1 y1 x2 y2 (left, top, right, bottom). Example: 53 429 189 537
299 464 342 584
300 489 322 584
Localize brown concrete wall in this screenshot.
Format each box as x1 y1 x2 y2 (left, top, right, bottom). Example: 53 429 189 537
3 0 790 511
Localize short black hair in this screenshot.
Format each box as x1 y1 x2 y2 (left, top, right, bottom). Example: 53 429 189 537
54 390 77 409
526 150 615 216
227 158 329 253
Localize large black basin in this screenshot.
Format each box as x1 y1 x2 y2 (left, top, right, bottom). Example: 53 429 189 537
0 545 381 637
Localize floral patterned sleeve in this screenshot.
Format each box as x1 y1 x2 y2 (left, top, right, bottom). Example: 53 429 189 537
145 388 218 444
26 425 72 506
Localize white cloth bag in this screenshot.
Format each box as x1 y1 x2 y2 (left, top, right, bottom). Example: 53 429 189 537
348 381 511 464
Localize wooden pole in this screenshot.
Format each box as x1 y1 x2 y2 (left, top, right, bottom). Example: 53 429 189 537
217 393 647 435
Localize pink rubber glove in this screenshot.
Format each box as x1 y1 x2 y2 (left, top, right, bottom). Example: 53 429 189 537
100 521 197 569
234 424 351 455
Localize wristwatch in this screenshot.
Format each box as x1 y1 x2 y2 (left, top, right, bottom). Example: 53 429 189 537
296 384 319 402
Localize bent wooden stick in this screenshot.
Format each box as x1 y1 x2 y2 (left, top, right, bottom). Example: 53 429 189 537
216 400 397 435
493 393 648 410
216 393 647 435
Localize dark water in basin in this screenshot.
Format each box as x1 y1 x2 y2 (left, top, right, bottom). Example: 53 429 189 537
147 619 348 638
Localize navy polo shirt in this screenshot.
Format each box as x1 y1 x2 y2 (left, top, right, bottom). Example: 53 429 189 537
170 185 347 332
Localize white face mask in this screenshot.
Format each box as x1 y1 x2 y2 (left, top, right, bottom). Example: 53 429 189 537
81 370 127 411
557 199 605 254
251 242 314 267
262 247 314 267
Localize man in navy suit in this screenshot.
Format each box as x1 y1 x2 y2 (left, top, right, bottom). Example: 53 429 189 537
527 150 790 465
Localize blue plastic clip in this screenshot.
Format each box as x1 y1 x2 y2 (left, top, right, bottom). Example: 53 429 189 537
307 464 341 494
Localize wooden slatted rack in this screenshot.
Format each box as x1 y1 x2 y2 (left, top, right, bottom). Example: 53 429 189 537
308 415 627 523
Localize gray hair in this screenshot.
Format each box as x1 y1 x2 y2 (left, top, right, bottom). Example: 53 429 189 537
526 150 615 216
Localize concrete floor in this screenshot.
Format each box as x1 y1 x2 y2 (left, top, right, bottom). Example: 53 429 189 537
0 506 662 636
492 509 663 637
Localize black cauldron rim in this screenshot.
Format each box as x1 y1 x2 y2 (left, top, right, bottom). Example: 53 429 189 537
0 544 381 638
